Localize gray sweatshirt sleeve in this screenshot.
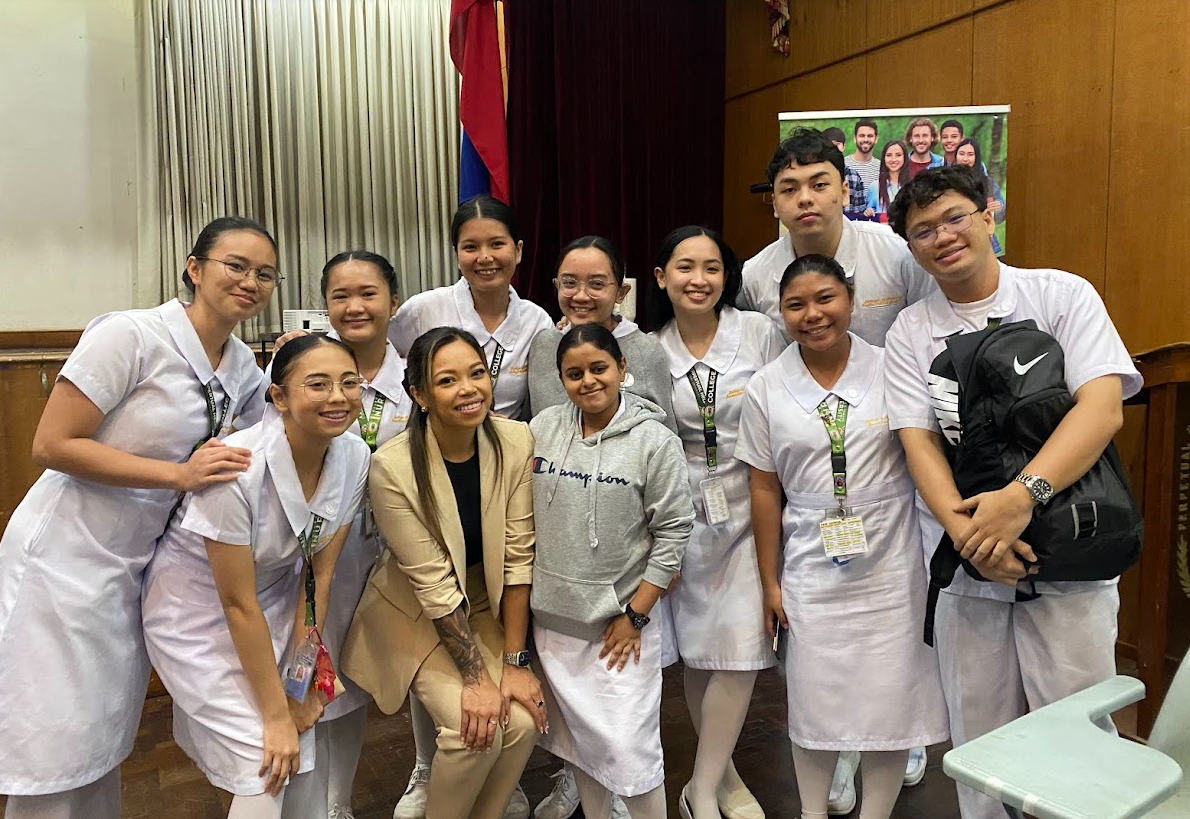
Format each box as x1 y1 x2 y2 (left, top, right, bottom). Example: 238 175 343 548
526 330 565 419
641 432 695 589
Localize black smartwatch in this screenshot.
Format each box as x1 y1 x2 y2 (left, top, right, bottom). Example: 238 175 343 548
624 603 651 630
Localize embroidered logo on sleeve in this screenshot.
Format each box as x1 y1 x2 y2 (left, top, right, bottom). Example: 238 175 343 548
861 296 905 309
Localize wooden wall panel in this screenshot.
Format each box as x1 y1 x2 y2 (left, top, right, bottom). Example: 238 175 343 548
972 0 1115 294
725 0 794 99
866 0 972 50
0 355 66 537
1103 0 1190 352
866 18 974 109
787 0 868 76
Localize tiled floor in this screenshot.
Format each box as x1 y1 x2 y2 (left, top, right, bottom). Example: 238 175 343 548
0 664 966 817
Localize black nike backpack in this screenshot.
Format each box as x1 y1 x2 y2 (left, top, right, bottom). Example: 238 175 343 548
923 320 1143 645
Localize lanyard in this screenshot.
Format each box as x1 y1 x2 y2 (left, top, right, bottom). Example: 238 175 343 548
986 316 1002 329
488 342 506 388
298 515 327 627
815 399 850 509
686 367 719 472
200 382 232 448
357 392 387 452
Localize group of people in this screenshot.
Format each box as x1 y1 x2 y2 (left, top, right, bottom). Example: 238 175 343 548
0 126 1137 819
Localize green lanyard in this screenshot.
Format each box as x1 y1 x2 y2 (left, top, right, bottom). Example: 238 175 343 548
815 399 850 508
298 515 327 627
357 393 387 452
686 367 719 472
986 317 1002 329
488 342 506 388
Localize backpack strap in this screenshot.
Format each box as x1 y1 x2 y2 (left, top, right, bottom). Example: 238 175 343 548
924 533 961 647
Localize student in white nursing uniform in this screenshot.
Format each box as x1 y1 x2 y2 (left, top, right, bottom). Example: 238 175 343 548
530 323 694 819
737 127 934 348
389 197 546 819
736 255 948 819
527 235 675 429
388 195 553 422
280 252 411 819
0 218 275 819
143 334 370 819
882 166 1142 819
647 226 786 819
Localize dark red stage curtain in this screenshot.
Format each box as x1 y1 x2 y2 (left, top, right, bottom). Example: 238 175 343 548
506 0 726 328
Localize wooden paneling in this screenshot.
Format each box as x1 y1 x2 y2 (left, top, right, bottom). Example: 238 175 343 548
867 18 974 109
972 0 1115 294
1115 404 1148 649
723 58 867 260
725 0 794 99
787 0 868 76
0 330 83 349
866 0 972 50
0 354 67 536
1104 0 1190 352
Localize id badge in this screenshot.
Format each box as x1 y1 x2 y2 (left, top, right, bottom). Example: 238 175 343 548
285 634 318 701
700 476 730 525
819 513 869 560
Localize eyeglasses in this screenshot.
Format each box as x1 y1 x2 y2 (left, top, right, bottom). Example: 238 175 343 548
197 256 283 288
907 209 983 247
556 276 614 295
298 376 365 402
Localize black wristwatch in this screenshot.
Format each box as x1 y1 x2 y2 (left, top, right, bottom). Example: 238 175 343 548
624 603 651 630
503 650 531 668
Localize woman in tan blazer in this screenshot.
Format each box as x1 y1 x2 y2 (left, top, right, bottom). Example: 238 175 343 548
342 327 546 819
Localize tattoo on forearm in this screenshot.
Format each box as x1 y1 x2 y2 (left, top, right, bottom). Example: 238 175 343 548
432 604 485 685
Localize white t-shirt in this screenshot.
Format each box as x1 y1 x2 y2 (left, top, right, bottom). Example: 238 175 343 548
737 218 936 347
388 278 554 420
883 262 1143 601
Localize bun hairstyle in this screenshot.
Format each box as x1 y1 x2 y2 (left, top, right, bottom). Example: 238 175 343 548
555 235 625 285
183 216 277 293
555 322 624 373
401 327 504 550
778 254 853 301
264 334 356 404
320 250 399 299
450 195 522 248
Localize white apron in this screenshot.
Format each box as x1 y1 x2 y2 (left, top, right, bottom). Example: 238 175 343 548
320 338 411 721
654 307 787 670
534 623 664 797
735 335 949 751
142 409 369 794
0 300 263 795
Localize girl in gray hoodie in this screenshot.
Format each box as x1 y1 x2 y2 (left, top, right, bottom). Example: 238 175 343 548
528 323 693 819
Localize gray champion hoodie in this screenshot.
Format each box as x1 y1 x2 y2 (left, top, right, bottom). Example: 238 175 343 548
528 391 694 642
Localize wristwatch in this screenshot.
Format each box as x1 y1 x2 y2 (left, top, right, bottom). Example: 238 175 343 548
624 603 651 630
1014 473 1054 505
503 650 531 668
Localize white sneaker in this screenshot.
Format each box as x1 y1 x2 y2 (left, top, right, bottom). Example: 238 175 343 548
329 807 356 819
534 769 579 819
393 763 431 819
504 785 531 819
903 746 927 787
826 751 859 816
609 795 629 819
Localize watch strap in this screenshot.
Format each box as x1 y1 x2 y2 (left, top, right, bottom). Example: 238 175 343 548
624 602 651 629
503 650 531 667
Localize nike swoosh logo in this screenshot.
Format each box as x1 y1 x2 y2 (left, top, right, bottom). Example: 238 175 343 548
1014 353 1048 375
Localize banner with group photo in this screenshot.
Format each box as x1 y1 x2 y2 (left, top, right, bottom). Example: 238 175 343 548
779 105 1010 256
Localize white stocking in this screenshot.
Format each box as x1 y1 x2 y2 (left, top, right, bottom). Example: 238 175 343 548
790 744 837 819
228 791 284 819
857 750 910 819
326 705 368 809
570 765 613 819
621 784 666 819
683 668 758 819
410 693 437 768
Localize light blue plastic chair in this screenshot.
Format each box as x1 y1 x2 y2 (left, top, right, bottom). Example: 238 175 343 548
942 654 1190 819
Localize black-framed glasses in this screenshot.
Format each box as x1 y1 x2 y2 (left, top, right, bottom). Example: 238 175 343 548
908 209 983 247
196 256 283 288
298 376 365 402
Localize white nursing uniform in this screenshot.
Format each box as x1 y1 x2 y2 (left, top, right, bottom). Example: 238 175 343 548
654 306 787 670
737 218 935 346
883 263 1142 819
321 337 411 721
388 278 553 419
735 335 949 751
0 299 264 795
142 409 369 794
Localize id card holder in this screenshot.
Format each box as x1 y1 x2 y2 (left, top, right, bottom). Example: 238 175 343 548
700 476 730 525
819 512 869 563
284 630 319 701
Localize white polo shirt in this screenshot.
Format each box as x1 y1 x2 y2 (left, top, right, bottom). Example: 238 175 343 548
737 218 936 346
884 262 1143 601
388 277 554 420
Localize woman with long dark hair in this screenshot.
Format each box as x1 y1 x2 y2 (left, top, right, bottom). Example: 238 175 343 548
864 140 910 219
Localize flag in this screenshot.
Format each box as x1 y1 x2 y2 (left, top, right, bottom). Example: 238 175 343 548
450 0 509 203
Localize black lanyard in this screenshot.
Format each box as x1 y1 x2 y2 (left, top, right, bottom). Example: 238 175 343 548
357 392 387 452
488 342 506 388
298 515 327 627
199 382 232 449
815 399 850 509
686 367 718 472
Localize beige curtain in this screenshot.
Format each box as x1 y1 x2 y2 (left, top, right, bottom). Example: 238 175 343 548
137 0 460 340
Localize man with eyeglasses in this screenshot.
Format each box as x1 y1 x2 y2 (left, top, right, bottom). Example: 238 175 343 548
882 165 1141 819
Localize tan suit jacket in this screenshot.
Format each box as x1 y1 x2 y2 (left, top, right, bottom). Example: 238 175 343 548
342 416 536 714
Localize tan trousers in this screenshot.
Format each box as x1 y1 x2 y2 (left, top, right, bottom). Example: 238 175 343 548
411 566 538 819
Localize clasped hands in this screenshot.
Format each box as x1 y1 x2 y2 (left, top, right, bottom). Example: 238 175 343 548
951 481 1041 586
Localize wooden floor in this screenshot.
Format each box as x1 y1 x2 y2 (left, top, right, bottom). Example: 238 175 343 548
0 663 977 818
